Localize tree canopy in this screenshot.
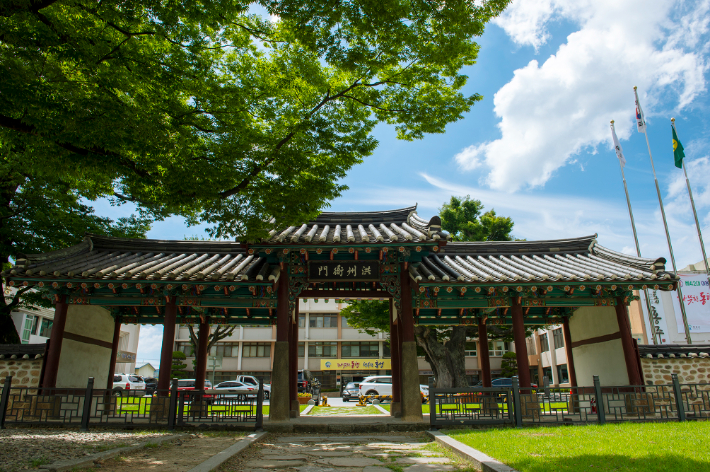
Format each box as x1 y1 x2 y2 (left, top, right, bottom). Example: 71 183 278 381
440 195 514 242
1 0 509 240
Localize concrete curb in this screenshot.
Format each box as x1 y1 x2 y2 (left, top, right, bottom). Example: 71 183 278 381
426 430 518 472
302 405 314 415
186 431 268 472
373 404 389 415
39 433 189 472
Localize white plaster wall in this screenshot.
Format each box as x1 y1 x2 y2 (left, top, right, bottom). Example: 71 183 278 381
308 328 337 340
340 329 378 340
241 357 272 371
568 306 628 387
56 306 115 389
572 339 629 386
243 328 273 341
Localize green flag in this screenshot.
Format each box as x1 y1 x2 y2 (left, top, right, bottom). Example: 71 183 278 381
672 125 685 169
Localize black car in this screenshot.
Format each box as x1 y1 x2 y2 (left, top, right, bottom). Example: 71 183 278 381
342 382 360 402
143 377 158 396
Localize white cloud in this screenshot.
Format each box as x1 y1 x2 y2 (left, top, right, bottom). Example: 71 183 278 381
457 0 709 191
136 325 164 368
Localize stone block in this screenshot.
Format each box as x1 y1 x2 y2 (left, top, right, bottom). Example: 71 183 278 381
149 396 171 421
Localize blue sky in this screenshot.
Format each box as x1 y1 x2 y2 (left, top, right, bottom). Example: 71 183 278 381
117 0 710 366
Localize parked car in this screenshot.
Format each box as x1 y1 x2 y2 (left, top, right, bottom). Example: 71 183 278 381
111 374 146 396
177 379 213 401
358 376 430 403
213 381 257 401
235 375 271 399
342 382 360 402
143 377 158 396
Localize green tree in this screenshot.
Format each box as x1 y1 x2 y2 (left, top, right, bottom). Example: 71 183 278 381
171 351 188 380
500 351 518 378
0 140 150 343
0 0 509 241
440 195 514 242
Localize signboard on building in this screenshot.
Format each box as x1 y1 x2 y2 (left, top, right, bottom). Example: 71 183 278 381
116 351 137 363
320 359 391 370
674 274 710 333
644 288 669 343
308 261 380 282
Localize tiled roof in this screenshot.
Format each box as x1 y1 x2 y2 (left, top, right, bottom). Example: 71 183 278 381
8 235 274 283
409 236 676 285
263 205 448 244
639 344 710 358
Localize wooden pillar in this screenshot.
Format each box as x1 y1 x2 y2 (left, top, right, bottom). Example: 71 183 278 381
107 316 122 389
270 272 291 421
290 303 299 406
477 317 492 387
390 301 401 403
157 297 177 394
194 317 210 391
511 297 532 388
562 317 577 388
615 297 643 385
42 295 68 389
276 276 289 342
399 263 423 421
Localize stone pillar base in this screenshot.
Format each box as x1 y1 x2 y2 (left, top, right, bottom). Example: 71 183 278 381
625 393 655 414
149 396 171 421
290 399 301 418
269 341 290 422
390 401 401 417
400 341 423 422
519 394 541 419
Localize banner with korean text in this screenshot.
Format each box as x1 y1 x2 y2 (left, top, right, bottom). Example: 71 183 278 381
320 359 391 370
673 274 710 333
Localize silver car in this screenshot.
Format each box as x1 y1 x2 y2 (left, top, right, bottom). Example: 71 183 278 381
212 381 257 401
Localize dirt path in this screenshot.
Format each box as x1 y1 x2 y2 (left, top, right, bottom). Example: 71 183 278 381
89 432 245 472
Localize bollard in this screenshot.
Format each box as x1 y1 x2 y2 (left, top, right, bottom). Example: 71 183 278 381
0 376 12 430
593 375 606 425
671 373 686 422
511 376 522 427
80 377 95 432
168 379 178 431
255 377 264 431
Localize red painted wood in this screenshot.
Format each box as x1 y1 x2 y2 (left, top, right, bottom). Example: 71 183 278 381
478 318 492 388
157 297 177 394
511 298 532 389
43 295 68 389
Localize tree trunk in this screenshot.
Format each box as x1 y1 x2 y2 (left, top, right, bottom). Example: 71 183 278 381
414 326 470 388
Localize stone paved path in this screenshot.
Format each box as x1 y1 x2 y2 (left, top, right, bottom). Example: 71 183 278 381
219 433 468 471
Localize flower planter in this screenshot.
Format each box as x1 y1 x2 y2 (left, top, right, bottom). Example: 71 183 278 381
298 396 312 405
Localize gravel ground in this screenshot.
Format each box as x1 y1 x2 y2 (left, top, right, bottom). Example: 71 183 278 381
0 428 176 472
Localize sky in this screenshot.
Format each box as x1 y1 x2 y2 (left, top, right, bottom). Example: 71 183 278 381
119 0 710 367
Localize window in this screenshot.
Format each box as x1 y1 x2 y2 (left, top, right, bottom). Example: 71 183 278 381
341 316 349 328
488 341 509 357
242 343 270 357
542 367 553 384
341 341 380 358
39 319 53 338
557 364 569 384
210 343 238 357
465 341 477 357
298 315 306 328
175 342 194 356
540 333 550 352
309 314 338 328
553 328 565 349
526 337 537 355
21 315 36 343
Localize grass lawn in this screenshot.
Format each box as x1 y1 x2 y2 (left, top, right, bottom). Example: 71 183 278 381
116 397 309 416
447 422 710 472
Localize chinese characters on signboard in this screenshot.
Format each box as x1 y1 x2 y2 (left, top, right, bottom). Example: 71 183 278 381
320 359 391 371
308 261 380 282
116 351 137 363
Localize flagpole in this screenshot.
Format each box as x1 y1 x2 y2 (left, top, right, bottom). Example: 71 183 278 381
611 120 658 344
634 87 692 343
672 118 710 282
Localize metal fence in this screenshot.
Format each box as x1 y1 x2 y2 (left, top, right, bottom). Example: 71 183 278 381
429 374 710 428
0 376 264 431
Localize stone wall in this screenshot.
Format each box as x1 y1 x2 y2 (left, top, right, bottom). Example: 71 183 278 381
641 355 710 385
0 357 43 388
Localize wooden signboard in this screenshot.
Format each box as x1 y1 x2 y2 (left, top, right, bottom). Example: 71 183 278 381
307 260 380 282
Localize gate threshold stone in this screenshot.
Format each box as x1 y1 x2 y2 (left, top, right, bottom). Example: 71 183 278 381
427 430 518 472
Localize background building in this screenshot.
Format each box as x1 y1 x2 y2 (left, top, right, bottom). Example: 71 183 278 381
174 299 511 389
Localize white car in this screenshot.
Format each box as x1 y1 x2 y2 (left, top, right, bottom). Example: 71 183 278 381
212 381 257 401
359 376 429 402
111 373 146 396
